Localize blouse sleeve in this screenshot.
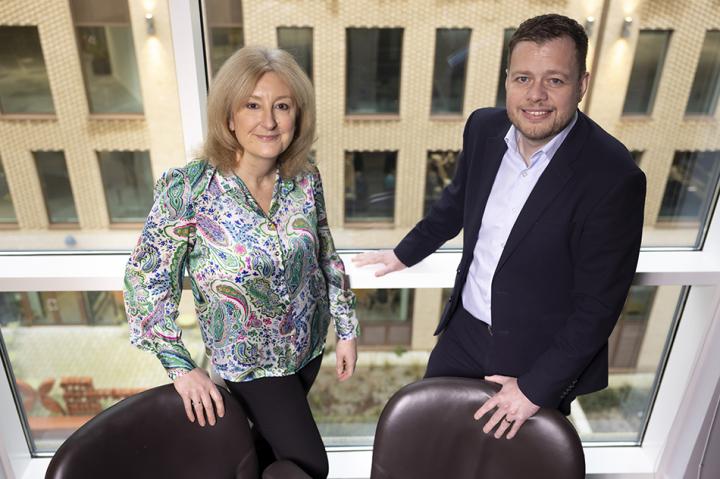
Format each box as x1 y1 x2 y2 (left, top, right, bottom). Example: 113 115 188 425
313 171 359 340
123 167 197 380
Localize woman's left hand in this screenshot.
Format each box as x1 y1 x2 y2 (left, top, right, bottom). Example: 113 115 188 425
335 338 357 381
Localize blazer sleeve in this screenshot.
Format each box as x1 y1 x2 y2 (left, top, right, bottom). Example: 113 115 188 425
123 167 198 380
393 111 477 267
312 171 359 340
518 168 647 408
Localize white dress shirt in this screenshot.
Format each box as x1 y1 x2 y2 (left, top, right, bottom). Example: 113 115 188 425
461 113 578 325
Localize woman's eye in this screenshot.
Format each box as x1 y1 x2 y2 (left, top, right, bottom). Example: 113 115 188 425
246 102 259 109
275 102 290 110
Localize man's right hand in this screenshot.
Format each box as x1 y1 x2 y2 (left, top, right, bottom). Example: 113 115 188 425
173 368 225 427
351 250 407 277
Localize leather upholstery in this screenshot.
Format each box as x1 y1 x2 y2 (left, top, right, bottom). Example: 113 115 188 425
46 383 287 479
370 377 585 479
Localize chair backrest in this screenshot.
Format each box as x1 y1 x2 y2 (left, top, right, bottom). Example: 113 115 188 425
371 377 585 479
45 383 258 479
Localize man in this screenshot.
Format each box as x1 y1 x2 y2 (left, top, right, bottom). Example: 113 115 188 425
353 13 646 440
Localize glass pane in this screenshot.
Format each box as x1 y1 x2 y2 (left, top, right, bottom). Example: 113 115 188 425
431 29 471 115
97 151 154 223
0 26 54 114
33 152 79 224
655 151 720 236
495 28 515 108
208 27 244 77
344 151 396 223
574 285 685 442
76 26 143 114
356 289 414 347
1 290 201 452
205 0 244 77
346 28 403 114
686 30 720 115
622 30 671 115
424 151 459 216
0 159 17 223
278 27 313 81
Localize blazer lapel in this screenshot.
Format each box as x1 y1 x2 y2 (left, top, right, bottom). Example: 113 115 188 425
464 136 507 253
495 113 590 273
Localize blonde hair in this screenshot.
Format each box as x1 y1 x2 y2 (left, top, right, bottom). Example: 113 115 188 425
202 46 316 178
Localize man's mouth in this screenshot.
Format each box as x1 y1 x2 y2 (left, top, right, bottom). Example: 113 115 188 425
521 109 553 120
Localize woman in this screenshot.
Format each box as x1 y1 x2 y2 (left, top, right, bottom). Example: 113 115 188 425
123 46 358 479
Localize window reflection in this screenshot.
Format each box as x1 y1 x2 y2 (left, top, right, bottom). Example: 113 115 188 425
686 30 720 115
424 151 459 216
0 26 54 114
33 151 79 225
658 151 720 225
97 151 154 223
71 0 143 114
205 0 244 77
355 289 413 347
346 28 403 114
278 27 313 81
495 28 515 108
623 30 672 115
344 151 397 223
0 158 16 223
431 29 471 115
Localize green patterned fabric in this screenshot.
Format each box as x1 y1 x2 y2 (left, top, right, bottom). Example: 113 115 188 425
124 160 358 381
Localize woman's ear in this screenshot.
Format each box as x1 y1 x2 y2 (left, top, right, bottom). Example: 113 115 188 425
228 118 235 132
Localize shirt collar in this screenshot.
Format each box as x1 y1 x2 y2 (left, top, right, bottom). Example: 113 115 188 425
504 111 578 166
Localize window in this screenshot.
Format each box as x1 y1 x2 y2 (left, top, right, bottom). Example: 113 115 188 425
346 28 403 115
658 151 720 227
205 0 244 77
424 151 459 215
356 289 413 347
70 0 143 114
344 151 397 223
686 30 720 115
277 27 313 81
97 151 154 223
622 30 671 115
33 151 78 224
0 26 54 114
0 159 16 223
431 29 471 115
608 286 657 370
495 28 515 108
630 150 644 166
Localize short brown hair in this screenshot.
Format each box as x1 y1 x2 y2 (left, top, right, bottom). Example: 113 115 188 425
202 46 316 179
508 14 588 77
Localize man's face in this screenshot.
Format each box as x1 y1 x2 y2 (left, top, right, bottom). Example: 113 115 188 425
505 36 589 149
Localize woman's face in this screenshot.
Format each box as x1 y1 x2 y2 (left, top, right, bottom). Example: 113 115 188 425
229 72 297 166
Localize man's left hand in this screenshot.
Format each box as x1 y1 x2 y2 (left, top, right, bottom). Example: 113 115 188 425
473 375 540 439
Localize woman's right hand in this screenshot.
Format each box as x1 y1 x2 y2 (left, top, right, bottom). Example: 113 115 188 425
173 368 225 427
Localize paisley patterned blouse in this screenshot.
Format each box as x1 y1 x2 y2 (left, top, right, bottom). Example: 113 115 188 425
123 160 358 382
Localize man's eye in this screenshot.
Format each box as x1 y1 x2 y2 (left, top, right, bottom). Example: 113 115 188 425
548 78 564 86
516 76 529 83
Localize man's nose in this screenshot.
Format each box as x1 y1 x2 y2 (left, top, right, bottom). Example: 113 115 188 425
528 81 548 101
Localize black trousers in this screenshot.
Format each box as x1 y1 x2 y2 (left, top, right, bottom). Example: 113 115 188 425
225 354 327 479
425 301 574 414
425 301 494 380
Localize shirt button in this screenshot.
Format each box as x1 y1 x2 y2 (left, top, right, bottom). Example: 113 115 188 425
521 171 528 177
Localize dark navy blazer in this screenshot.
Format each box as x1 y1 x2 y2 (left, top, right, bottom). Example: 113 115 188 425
395 108 646 412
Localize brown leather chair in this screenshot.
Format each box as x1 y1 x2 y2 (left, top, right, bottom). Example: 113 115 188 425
45 383 310 479
371 377 585 479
